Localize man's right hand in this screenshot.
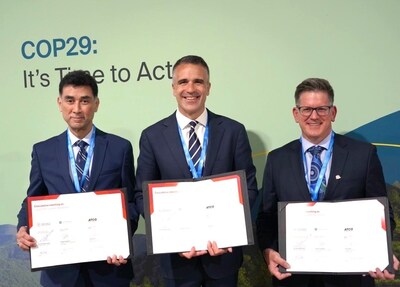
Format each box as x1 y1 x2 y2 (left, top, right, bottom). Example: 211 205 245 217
264 248 292 280
16 226 36 251
179 247 207 259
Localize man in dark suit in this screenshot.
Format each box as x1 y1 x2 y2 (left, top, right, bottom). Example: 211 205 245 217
135 55 258 286
16 70 143 287
256 78 399 287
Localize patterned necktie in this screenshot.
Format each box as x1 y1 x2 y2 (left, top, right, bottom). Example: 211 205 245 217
74 140 90 192
188 121 202 172
308 145 326 201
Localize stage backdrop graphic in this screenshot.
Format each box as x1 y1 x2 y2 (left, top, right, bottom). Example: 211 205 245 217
1 1 400 286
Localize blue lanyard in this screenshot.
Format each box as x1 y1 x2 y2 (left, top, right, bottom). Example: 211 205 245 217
178 123 208 179
67 127 96 192
301 132 334 200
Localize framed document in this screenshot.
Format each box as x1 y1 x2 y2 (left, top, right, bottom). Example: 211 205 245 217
143 170 254 254
278 197 394 274
27 189 133 270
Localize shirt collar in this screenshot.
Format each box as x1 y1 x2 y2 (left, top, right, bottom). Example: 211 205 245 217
176 109 208 129
301 131 333 153
68 127 94 146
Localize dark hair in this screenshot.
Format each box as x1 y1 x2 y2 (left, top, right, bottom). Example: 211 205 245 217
59 70 98 97
294 78 334 105
172 55 210 77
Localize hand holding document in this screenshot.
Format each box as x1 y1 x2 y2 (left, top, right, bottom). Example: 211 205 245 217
143 170 254 255
278 197 393 274
27 189 132 270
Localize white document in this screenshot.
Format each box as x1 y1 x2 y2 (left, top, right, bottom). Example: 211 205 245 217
144 171 253 254
280 198 392 274
28 190 131 270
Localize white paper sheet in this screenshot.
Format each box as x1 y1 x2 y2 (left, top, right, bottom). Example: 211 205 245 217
28 190 130 269
281 199 390 273
145 172 252 254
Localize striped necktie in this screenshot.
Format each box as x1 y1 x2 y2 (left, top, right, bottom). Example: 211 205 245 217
74 140 90 192
188 121 202 172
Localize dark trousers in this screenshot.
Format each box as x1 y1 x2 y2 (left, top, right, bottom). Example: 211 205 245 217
163 271 238 287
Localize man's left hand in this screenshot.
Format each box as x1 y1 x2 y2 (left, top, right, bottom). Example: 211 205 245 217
107 255 127 266
207 241 232 256
369 255 399 280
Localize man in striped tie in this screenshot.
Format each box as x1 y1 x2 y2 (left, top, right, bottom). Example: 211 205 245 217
135 55 258 286
16 70 143 287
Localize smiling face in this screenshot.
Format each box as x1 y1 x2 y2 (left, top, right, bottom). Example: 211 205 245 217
172 63 211 120
293 90 337 144
57 85 99 139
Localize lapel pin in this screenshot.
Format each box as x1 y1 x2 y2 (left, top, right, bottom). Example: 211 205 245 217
335 175 341 180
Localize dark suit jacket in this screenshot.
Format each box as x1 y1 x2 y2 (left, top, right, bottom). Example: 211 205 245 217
17 129 142 287
256 133 395 287
135 110 258 280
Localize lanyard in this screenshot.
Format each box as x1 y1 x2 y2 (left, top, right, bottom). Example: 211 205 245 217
178 123 208 179
302 132 334 201
67 127 96 192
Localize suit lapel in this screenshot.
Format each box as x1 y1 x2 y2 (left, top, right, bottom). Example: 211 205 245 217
56 131 76 193
87 130 107 191
162 114 193 178
203 111 223 176
289 141 312 201
326 134 349 198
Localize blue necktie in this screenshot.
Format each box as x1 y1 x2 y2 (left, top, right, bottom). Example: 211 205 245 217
188 121 202 172
75 140 90 192
308 145 326 201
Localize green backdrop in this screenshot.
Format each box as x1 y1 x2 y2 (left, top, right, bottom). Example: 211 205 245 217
1 1 400 285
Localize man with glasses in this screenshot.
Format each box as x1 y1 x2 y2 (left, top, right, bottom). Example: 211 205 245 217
256 78 398 287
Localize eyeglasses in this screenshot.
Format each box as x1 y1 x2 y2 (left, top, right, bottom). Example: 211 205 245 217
296 106 332 117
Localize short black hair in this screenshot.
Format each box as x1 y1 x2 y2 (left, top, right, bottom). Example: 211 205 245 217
295 78 334 105
172 55 210 77
59 70 98 97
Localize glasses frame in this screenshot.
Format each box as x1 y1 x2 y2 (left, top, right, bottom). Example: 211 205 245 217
296 105 333 117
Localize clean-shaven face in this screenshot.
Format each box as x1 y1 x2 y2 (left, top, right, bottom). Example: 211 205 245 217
57 85 99 138
292 90 337 144
172 63 211 120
